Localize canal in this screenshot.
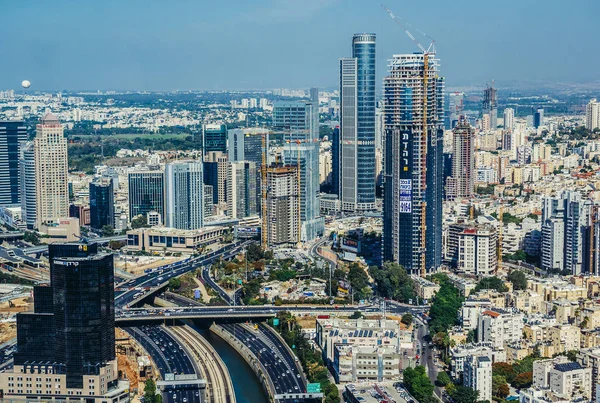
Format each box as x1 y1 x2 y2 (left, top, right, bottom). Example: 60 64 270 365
195 327 269 403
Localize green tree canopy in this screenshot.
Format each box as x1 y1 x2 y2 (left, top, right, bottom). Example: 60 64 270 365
246 242 263 262
401 313 413 327
449 385 479 403
507 270 527 290
369 262 415 303
428 273 464 334
436 371 451 387
473 276 508 293
348 263 370 299
403 366 435 402
131 215 149 229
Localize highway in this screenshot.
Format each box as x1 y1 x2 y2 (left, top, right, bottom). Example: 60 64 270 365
21 235 128 254
124 325 200 403
219 323 304 396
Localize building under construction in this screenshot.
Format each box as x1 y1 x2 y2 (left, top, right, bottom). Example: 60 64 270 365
265 164 300 247
446 115 475 201
483 83 498 130
382 52 444 275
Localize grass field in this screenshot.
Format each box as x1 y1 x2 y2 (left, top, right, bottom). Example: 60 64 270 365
93 133 191 140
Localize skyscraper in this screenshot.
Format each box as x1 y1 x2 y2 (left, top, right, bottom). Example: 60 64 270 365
273 89 324 241
446 116 475 201
202 123 227 153
266 165 300 247
534 108 544 128
165 161 204 230
586 99 600 131
0 121 27 207
203 151 229 211
447 92 465 129
33 113 69 229
331 126 340 195
0 243 127 399
128 168 165 222
89 178 115 230
339 33 377 212
483 83 498 130
19 141 36 229
227 161 257 219
383 53 445 275
503 107 514 132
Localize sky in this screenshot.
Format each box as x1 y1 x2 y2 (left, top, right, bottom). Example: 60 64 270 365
0 0 598 91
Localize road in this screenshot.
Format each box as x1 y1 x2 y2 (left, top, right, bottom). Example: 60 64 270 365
124 325 200 403
22 234 128 254
414 316 442 401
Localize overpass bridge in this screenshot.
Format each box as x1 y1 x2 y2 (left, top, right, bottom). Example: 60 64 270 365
22 235 128 254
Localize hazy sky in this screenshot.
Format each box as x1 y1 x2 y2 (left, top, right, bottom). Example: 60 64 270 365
1 0 597 91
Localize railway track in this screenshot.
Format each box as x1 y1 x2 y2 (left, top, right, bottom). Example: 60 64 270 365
169 325 234 403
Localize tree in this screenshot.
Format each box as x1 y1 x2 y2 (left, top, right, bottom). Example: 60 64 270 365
449 385 479 403
144 379 161 403
466 329 476 344
131 215 149 229
348 263 370 299
436 372 451 387
473 276 508 293
492 362 516 384
101 225 115 236
349 311 363 319
403 366 434 402
246 242 263 262
168 277 181 290
508 270 527 290
369 262 415 303
492 375 509 398
401 313 414 327
23 231 41 246
513 372 533 389
428 273 464 334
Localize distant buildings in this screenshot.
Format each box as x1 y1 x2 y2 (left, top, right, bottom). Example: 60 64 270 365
33 113 69 229
339 34 377 213
165 161 204 230
382 52 444 275
0 243 129 400
482 83 498 130
503 107 514 132
586 99 600 131
0 120 27 207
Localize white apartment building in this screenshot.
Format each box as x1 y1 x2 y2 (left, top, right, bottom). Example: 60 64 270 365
477 308 525 350
526 357 592 402
333 345 401 383
450 343 506 380
457 226 498 276
461 299 493 330
464 355 492 402
586 99 600 131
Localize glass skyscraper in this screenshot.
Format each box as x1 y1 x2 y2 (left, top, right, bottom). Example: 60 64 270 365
202 123 227 154
89 178 115 230
165 161 204 229
128 169 165 222
383 53 444 275
339 33 376 212
0 121 27 207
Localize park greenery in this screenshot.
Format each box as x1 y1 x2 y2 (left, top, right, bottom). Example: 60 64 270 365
473 276 509 293
368 262 415 303
143 379 162 403
403 366 435 403
507 270 528 290
274 311 340 403
428 273 464 334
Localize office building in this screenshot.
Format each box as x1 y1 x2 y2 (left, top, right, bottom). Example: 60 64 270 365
447 92 465 129
203 151 228 210
274 89 324 241
339 34 377 212
33 113 69 229
331 127 340 195
382 53 444 275
227 161 257 219
586 99 600 131
0 121 27 207
333 345 401 383
227 128 267 210
89 178 114 230
19 141 36 229
204 185 213 218
0 243 129 401
265 165 300 247
534 108 544 129
165 161 204 230
128 168 165 223
446 116 475 201
503 108 514 132
483 83 498 130
126 226 227 254
463 355 492 402
202 123 227 153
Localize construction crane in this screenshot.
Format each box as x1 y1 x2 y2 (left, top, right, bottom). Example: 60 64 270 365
261 133 268 250
382 4 435 277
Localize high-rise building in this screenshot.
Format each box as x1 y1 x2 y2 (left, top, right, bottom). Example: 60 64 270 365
331 126 340 195
383 53 444 275
34 113 69 229
128 168 165 223
202 123 227 154
339 33 377 212
446 116 475 201
483 83 498 130
227 128 267 210
0 121 27 207
89 178 114 230
586 99 600 131
165 161 204 230
447 92 465 129
227 161 257 219
19 141 36 229
503 108 514 132
0 243 128 400
266 165 300 247
204 184 214 218
463 355 492 403
203 151 228 207
274 89 323 241
534 108 544 128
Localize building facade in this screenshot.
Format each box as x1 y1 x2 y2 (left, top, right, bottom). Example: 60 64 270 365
586 99 600 131
463 355 492 402
89 178 114 230
483 84 498 130
165 161 204 230
339 34 377 212
266 165 300 247
0 121 27 207
202 123 227 153
19 141 36 229
446 116 475 201
128 168 165 223
33 113 69 229
227 161 257 219
382 53 444 275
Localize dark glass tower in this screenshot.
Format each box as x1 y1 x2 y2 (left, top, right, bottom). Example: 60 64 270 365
331 126 340 195
202 124 227 153
89 178 115 229
0 121 27 206
339 33 376 212
128 169 165 221
14 243 115 389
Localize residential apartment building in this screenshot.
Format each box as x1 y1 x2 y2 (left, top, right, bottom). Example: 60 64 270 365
463 355 492 402
477 309 524 349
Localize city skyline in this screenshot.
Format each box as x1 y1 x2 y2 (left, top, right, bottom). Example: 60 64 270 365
1 0 599 91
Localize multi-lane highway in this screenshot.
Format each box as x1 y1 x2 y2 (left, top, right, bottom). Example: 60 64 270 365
219 323 304 396
124 325 200 403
